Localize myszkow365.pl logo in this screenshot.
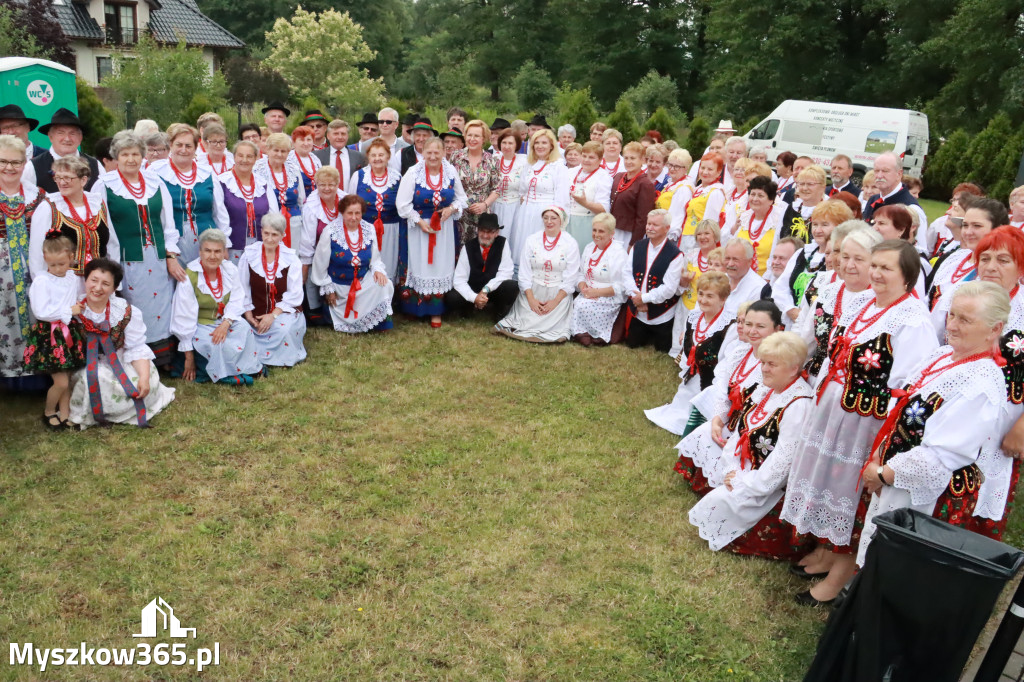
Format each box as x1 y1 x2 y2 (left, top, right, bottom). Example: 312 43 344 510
9 597 221 673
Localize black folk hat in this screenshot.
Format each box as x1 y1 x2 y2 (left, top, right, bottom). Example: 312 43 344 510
527 114 551 129
261 101 291 116
489 117 511 131
38 107 85 135
301 109 328 124
356 112 379 127
0 104 38 130
409 117 438 136
477 213 500 232
439 127 464 141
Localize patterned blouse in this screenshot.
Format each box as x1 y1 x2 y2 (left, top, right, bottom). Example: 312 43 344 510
450 148 499 243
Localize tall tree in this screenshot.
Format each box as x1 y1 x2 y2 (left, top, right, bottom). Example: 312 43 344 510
923 0 1024 131
0 0 74 67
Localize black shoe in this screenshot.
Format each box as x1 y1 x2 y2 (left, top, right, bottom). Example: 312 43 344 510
789 564 827 580
41 413 63 431
795 589 835 607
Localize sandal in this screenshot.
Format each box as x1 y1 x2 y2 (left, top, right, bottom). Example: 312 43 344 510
41 413 63 431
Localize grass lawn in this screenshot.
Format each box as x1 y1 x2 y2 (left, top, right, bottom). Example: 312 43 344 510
919 198 948 225
2 319 1021 680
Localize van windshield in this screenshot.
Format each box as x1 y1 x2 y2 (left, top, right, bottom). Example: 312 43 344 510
749 119 779 140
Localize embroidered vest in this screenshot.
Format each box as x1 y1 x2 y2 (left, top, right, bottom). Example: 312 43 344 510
726 386 757 432
999 329 1024 405
684 187 721 236
806 303 835 378
411 177 456 220
831 329 895 418
465 236 506 293
879 390 980 498
628 238 681 319
248 263 292 317
327 233 372 285
356 174 400 224
105 187 167 262
186 268 230 325
780 203 810 242
51 205 111 276
741 399 807 469
683 320 732 389
169 175 217 238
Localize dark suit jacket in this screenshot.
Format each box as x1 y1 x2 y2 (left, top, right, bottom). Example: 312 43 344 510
32 149 100 193
313 146 367 177
826 180 859 197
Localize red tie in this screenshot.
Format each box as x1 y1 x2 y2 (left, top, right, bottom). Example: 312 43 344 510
481 245 491 264
335 150 344 191
829 187 838 197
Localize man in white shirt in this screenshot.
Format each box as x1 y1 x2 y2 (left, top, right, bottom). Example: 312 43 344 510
313 120 366 193
622 209 686 352
723 237 768 316
377 107 410 158
445 214 517 320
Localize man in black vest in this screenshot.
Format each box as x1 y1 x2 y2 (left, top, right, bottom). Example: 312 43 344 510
622 209 685 352
862 151 926 226
397 118 438 176
26 108 100 193
826 154 859 197
0 104 39 160
444 214 516 320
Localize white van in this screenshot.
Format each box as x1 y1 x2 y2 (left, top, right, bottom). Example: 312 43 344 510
743 100 930 181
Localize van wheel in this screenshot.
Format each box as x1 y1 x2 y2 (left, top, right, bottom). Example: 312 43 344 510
852 168 866 186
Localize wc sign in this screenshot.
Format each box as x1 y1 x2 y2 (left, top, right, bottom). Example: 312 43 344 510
26 80 53 106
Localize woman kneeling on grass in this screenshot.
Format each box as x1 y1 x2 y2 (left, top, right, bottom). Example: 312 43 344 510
170 228 264 385
688 332 815 561
68 258 176 428
310 194 394 333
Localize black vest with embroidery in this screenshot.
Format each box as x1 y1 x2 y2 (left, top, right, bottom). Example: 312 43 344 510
683 320 732 388
726 386 757 432
628 238 680 319
779 203 810 242
465 236 506 293
830 327 895 418
806 303 836 378
879 390 981 498
999 329 1024 405
742 398 808 469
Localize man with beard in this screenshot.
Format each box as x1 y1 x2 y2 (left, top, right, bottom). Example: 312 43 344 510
445 214 516 319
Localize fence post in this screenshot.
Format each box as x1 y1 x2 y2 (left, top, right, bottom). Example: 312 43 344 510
125 101 132 130
237 103 242 135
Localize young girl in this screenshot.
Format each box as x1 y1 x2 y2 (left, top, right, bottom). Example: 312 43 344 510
23 233 87 429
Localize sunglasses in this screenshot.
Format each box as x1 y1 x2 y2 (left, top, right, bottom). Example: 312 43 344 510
378 120 397 125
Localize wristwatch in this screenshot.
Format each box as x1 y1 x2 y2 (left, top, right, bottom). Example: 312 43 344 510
877 465 888 485
482 286 491 294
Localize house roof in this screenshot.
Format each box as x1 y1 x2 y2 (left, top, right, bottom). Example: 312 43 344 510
52 1 103 41
148 0 244 49
50 0 244 49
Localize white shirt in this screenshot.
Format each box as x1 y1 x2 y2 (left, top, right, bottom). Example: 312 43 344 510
518 230 580 294
622 238 686 325
325 146 354 192
726 268 768 318
453 239 515 302
170 260 248 351
568 166 612 217
27 270 83 324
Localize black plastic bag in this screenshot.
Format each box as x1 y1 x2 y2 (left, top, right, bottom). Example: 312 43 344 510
804 508 1024 682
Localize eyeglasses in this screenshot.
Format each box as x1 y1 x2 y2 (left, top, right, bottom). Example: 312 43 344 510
378 120 397 125
360 126 377 132
0 124 27 134
0 159 25 168
667 163 686 171
796 181 822 188
53 174 80 184
206 139 227 147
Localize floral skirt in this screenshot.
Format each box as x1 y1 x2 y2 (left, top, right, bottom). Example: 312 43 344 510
399 288 444 317
252 311 307 367
965 459 1020 542
23 320 86 372
674 455 713 497
723 498 814 562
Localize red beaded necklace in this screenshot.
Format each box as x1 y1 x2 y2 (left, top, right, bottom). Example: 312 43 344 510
321 195 338 221
210 155 227 174
730 348 759 388
746 207 773 242
697 250 710 272
344 222 363 252
585 241 610 282
262 241 278 301
233 170 255 202
601 156 621 174
425 164 444 192
270 165 289 197
117 170 146 199
571 167 598 196
66 196 93 224
295 154 316 182
370 168 390 189
615 169 646 195
950 251 975 284
171 160 197 186
0 184 25 220
694 307 723 345
846 292 911 338
500 155 515 174
543 230 561 251
203 265 223 299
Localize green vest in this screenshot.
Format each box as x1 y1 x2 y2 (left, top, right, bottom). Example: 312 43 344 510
186 268 230 325
105 187 167 262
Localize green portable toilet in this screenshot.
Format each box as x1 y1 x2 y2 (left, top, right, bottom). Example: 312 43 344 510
0 57 78 149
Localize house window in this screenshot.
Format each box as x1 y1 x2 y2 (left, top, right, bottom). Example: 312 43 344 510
96 56 113 83
104 3 137 44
